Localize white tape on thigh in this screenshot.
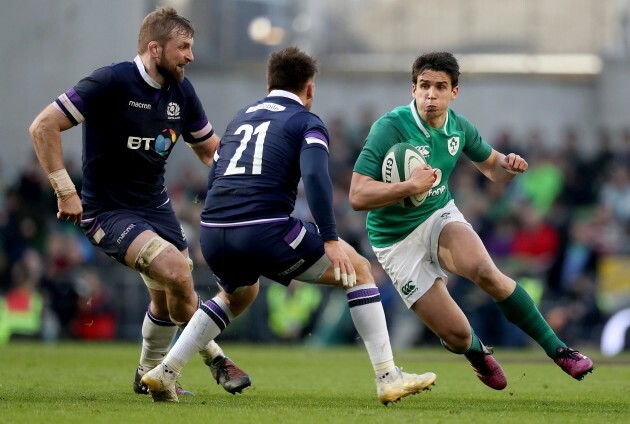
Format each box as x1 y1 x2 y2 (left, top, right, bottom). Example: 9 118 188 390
294 255 331 284
187 257 193 272
140 272 164 291
134 236 170 274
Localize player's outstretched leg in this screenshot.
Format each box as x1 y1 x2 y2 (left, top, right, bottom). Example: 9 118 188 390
554 347 594 380
496 284 595 381
376 368 437 405
464 344 507 390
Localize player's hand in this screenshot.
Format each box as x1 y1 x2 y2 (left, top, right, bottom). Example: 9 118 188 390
501 153 528 174
406 165 437 195
56 193 83 225
324 240 356 289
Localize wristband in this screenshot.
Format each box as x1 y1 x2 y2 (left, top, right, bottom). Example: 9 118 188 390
48 168 77 199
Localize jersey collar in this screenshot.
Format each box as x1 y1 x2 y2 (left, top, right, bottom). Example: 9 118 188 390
134 55 162 89
268 89 303 105
409 100 451 137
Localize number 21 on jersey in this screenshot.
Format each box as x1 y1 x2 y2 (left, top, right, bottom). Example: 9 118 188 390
224 121 270 175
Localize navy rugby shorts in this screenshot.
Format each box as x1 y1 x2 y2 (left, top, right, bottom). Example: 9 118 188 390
80 204 187 264
200 217 325 293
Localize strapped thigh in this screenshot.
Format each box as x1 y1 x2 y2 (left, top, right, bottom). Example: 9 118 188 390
134 236 171 274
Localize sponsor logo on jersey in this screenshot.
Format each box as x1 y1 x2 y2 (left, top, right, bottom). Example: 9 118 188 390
116 224 136 245
401 280 417 296
167 102 180 119
155 129 177 156
246 102 287 113
129 100 152 110
127 129 177 157
447 137 460 156
428 185 445 197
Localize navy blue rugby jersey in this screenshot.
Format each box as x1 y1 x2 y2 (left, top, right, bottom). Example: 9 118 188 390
202 90 330 225
54 56 214 215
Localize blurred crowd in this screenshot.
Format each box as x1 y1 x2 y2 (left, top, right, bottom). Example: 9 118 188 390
1 110 630 352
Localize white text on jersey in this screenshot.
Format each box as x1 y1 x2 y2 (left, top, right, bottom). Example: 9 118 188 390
246 103 286 113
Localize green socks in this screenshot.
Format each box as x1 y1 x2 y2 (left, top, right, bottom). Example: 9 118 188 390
496 283 566 358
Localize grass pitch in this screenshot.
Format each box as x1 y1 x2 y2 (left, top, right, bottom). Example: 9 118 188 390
1 342 629 424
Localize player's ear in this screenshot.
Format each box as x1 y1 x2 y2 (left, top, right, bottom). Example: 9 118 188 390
451 85 459 100
148 41 161 58
306 81 314 101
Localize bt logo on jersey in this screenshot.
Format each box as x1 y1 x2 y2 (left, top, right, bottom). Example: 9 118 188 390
127 129 177 156
127 136 154 150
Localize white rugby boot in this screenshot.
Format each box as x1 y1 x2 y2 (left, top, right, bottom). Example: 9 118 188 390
140 363 180 402
376 367 436 405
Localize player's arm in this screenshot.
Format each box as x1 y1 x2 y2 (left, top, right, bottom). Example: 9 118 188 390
300 147 355 288
349 167 433 211
29 103 82 224
189 133 220 166
473 148 527 183
300 147 338 241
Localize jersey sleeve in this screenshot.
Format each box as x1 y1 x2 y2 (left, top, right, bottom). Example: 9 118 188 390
295 113 337 241
459 115 492 162
298 113 329 153
54 66 115 126
181 79 214 145
353 114 399 180
300 148 338 241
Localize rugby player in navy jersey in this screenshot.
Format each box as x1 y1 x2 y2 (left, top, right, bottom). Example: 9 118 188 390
29 7 250 397
141 46 437 404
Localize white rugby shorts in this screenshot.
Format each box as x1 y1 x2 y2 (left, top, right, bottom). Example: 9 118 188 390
372 200 472 308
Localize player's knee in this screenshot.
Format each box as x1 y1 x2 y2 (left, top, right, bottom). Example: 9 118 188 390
161 262 193 293
353 255 373 282
469 260 497 287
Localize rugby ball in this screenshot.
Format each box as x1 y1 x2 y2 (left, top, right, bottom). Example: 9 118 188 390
381 143 428 208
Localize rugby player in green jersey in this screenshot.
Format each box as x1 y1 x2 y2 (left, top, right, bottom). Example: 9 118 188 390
350 51 593 390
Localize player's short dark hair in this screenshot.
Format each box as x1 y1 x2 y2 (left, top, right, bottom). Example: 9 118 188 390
412 52 460 87
137 7 194 54
267 46 319 93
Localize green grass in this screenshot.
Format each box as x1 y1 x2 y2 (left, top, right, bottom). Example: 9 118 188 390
0 342 629 424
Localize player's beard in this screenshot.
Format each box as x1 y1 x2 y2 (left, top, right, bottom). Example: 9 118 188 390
156 52 185 84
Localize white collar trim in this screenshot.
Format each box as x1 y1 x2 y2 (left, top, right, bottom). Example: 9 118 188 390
134 55 161 89
409 100 430 138
268 89 303 105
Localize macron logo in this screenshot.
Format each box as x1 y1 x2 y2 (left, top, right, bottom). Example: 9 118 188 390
129 100 151 110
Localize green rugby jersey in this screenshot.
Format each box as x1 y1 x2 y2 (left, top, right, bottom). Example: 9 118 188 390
353 100 493 248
